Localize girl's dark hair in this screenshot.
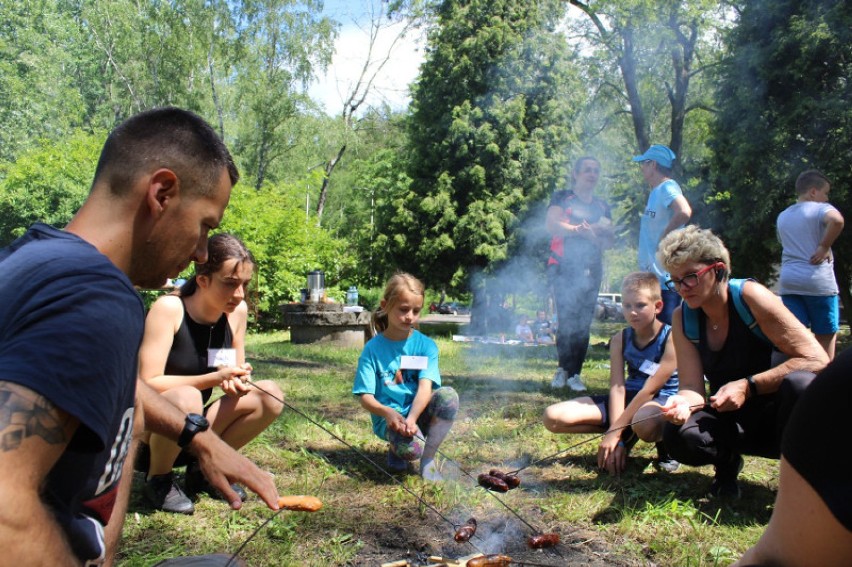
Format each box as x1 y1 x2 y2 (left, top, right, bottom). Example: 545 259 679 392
178 233 254 297
372 272 425 333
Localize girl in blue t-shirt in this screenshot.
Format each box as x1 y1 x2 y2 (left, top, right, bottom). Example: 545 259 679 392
353 273 459 481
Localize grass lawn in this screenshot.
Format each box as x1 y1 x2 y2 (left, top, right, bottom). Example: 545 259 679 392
117 321 850 566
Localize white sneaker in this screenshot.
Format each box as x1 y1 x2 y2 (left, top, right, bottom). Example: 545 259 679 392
551 369 568 388
566 374 587 392
420 459 443 482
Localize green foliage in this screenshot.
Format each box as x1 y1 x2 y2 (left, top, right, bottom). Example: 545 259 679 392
0 0 90 161
231 0 337 189
347 146 416 286
76 0 237 124
0 130 102 245
219 177 355 324
563 0 731 247
710 0 852 297
395 0 584 290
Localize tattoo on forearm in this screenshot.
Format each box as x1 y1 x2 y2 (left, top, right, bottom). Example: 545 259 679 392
0 382 68 451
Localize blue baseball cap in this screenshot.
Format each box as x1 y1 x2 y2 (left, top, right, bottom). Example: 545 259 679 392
632 145 676 168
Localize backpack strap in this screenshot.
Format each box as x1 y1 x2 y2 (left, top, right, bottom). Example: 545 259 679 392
681 278 770 344
682 302 700 344
729 278 770 344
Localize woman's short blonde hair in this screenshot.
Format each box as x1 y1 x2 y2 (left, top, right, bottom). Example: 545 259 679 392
657 225 731 276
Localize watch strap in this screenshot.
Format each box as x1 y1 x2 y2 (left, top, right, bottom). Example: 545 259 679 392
746 375 758 397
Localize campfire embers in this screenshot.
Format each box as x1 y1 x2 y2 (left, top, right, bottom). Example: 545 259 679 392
453 517 477 542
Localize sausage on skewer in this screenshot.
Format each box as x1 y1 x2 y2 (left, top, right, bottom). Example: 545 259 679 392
453 517 477 542
466 554 512 567
477 473 509 493
277 495 323 512
527 532 560 549
488 469 521 489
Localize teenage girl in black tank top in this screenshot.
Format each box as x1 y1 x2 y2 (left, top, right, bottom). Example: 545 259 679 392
136 234 284 513
164 304 233 405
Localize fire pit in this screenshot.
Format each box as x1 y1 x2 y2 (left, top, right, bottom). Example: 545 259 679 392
280 302 373 348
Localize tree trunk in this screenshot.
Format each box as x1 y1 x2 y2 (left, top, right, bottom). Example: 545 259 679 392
316 144 347 221
618 24 650 152
667 15 698 174
207 45 225 138
255 139 269 191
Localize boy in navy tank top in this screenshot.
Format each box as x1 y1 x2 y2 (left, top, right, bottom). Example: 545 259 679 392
543 272 679 475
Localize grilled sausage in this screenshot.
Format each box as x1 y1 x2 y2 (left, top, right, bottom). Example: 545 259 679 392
527 532 560 549
466 554 512 567
453 517 477 542
488 469 521 489
277 495 323 512
477 473 509 492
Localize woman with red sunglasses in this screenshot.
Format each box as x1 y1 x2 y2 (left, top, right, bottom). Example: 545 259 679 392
656 225 827 499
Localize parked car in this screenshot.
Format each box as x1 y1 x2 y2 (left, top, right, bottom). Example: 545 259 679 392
596 295 625 321
436 302 469 315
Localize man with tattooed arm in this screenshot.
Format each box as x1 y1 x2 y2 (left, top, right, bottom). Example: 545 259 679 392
0 108 279 566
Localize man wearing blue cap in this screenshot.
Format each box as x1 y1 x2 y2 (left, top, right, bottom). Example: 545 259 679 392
633 144 692 324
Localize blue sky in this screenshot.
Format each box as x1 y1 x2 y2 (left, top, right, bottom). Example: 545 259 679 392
307 0 426 115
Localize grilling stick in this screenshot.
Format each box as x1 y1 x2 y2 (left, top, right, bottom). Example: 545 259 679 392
508 403 707 475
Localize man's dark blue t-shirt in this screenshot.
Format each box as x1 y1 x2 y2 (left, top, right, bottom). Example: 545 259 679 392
0 223 142 562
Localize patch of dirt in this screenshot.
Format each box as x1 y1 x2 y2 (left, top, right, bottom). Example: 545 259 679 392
345 511 634 566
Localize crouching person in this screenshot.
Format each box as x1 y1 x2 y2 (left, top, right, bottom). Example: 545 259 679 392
543 272 680 475
658 226 827 499
353 273 458 481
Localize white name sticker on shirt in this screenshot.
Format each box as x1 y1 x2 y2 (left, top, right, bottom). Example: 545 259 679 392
639 359 660 376
400 355 428 370
208 348 237 368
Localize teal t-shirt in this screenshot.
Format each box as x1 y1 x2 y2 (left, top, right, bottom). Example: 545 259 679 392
352 330 441 439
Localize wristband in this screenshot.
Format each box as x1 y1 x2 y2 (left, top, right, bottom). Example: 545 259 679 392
746 375 758 397
617 441 625 448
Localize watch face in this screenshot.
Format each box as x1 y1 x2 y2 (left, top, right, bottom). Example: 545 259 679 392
187 413 209 429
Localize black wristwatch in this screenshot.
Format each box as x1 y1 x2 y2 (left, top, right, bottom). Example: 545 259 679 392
746 375 758 398
177 413 210 448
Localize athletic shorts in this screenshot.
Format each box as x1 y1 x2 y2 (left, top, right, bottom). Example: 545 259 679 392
591 390 671 428
781 294 839 334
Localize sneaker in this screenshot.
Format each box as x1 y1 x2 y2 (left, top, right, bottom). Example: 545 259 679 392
386 448 408 473
185 462 248 502
145 473 194 514
420 459 443 482
550 369 568 389
653 442 680 473
566 374 588 392
708 455 744 499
